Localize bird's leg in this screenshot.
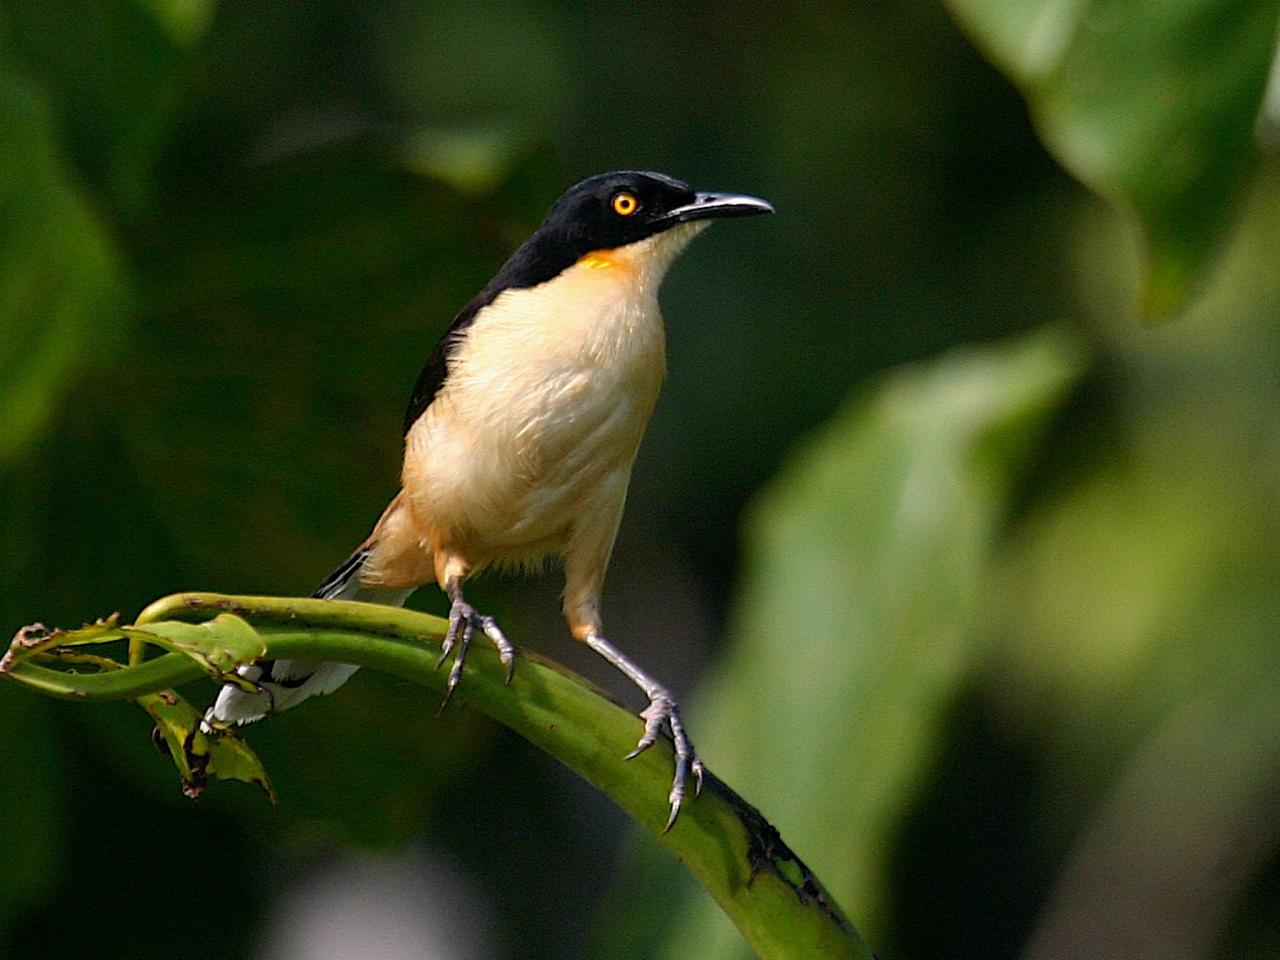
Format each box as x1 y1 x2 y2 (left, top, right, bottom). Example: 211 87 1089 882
585 632 704 830
438 578 515 707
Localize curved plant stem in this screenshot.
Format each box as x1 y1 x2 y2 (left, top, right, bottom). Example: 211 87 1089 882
4 592 874 960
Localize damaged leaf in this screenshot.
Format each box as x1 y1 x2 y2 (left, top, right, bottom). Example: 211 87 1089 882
122 613 267 684
1 627 277 804
1 616 124 673
138 686 276 805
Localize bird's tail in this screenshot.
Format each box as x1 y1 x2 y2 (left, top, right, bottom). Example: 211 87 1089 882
209 547 412 725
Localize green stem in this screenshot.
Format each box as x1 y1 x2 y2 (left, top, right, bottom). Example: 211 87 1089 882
5 592 874 960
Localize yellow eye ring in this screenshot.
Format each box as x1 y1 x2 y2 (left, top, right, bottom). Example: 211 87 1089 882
612 192 639 216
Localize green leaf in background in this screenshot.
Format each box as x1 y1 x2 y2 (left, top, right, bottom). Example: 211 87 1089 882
2 0 204 215
0 58 128 464
983 177 1280 957
990 439 1280 960
944 0 1280 317
138 0 218 49
596 329 1085 958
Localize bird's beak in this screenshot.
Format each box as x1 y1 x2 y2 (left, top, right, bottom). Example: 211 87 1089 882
659 192 775 225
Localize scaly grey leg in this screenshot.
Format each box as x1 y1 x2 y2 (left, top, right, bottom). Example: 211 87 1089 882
585 632 704 830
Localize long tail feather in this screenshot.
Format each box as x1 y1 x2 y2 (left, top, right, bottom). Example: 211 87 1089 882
209 548 411 725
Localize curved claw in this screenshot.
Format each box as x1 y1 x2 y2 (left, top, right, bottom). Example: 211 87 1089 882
622 692 701 831
437 610 461 671
437 597 516 709
624 696 666 759
446 615 474 695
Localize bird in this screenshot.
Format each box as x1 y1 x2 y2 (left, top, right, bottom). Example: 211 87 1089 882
209 170 774 826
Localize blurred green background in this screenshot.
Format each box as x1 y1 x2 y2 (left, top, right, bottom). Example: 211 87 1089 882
3 2 1280 958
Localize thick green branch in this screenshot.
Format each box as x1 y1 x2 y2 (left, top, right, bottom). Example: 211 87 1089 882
3 593 873 960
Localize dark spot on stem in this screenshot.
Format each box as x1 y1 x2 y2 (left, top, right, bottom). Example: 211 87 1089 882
703 771 855 934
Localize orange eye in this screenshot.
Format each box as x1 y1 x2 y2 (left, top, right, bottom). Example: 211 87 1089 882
611 192 639 216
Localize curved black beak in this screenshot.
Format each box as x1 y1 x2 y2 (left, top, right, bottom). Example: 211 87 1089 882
659 191 775 225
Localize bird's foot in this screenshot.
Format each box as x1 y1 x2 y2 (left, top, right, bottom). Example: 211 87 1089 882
437 597 515 707
625 688 705 831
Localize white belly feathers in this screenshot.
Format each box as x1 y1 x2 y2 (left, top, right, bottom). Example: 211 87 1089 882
402 253 669 567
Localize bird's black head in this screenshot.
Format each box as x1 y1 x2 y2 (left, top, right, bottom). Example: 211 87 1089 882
485 170 773 294
540 170 773 252
403 172 772 434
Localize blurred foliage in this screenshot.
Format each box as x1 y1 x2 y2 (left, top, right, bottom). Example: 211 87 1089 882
2 1 1280 959
595 329 1084 959
0 49 128 463
947 0 1280 316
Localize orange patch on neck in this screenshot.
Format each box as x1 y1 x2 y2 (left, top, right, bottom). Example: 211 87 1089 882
577 249 628 271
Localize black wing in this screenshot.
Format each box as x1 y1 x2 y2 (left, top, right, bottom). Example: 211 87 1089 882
402 227 579 435
401 292 490 435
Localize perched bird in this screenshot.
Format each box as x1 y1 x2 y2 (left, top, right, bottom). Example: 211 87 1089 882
211 170 774 825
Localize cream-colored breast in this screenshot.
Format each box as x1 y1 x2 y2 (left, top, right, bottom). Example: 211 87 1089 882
402 244 678 565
